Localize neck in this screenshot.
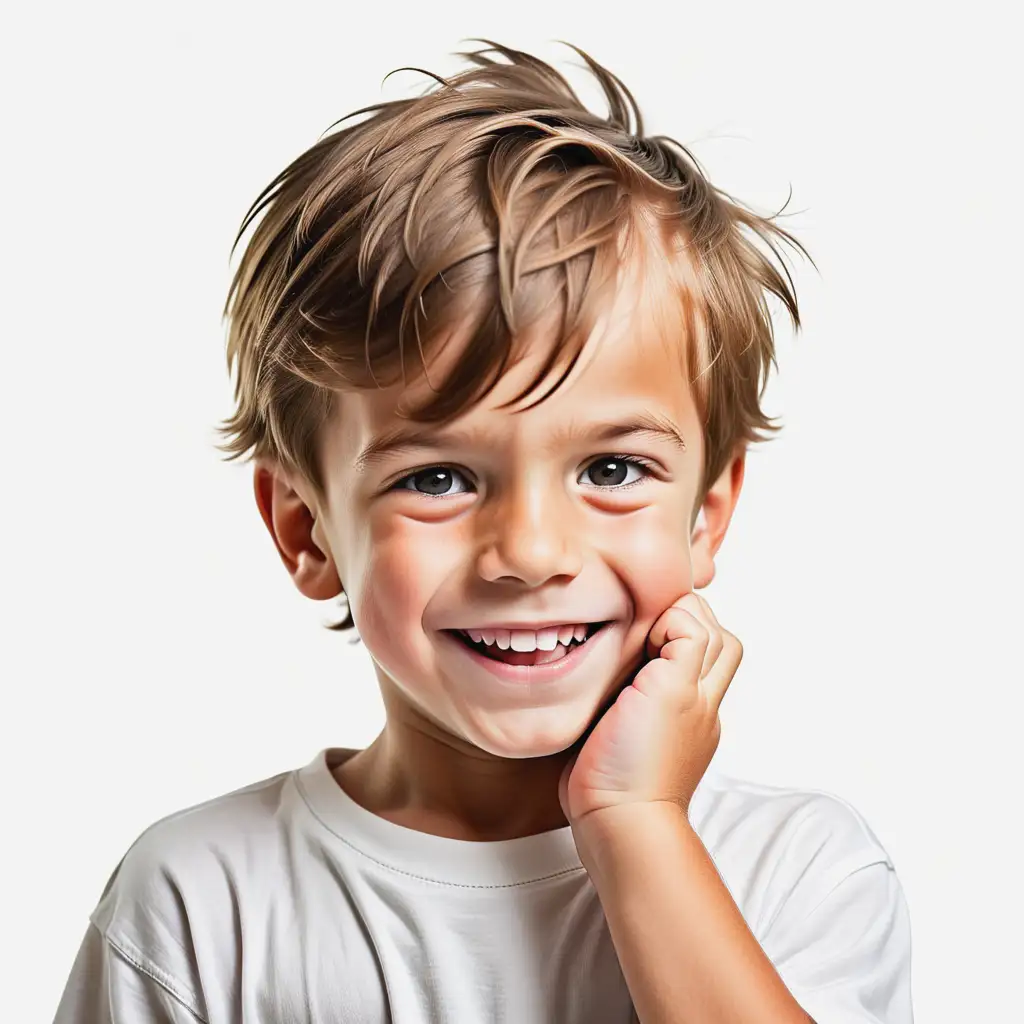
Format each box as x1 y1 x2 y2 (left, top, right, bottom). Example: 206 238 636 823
333 711 574 842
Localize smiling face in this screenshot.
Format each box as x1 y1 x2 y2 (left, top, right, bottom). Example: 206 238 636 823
292 253 742 763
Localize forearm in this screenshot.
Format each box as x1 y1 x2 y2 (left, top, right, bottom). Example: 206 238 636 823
575 804 812 1024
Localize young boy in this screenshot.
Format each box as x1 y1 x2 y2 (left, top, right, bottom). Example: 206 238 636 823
56 41 913 1024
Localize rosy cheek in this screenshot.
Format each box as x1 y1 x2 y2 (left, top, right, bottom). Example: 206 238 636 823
348 518 456 672
354 540 422 638
605 512 694 640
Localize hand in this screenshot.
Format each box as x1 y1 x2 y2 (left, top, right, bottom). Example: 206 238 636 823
559 593 742 827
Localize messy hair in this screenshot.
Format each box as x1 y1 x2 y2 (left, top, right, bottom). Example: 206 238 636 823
217 40 809 630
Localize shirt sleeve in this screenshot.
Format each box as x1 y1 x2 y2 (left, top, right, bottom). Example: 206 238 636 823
54 922 205 1024
764 859 914 1024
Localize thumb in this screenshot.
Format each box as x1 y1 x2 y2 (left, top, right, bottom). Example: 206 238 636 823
558 751 580 820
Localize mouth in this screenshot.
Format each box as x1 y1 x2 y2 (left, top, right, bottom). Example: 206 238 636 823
444 622 610 668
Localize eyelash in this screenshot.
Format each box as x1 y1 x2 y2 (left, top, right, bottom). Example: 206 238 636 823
391 454 658 499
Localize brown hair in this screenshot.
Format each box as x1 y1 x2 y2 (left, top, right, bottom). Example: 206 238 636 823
217 40 810 630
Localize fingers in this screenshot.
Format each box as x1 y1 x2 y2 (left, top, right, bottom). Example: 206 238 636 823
688 595 723 675
645 592 742 712
692 594 743 710
647 594 716 672
645 596 708 658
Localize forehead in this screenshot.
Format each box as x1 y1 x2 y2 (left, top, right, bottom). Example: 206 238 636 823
328 250 697 457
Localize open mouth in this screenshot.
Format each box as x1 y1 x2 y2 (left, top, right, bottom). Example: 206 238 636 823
446 622 609 667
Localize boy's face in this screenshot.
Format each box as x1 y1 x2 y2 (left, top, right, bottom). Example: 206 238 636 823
279 259 742 761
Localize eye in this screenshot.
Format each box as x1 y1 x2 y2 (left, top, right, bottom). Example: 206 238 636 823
395 465 472 497
578 456 651 489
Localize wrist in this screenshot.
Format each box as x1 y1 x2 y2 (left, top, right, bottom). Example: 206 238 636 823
571 800 695 877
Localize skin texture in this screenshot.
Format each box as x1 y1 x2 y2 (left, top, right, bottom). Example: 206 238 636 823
254 250 746 842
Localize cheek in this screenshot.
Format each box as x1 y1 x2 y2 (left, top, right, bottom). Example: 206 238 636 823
606 508 695 638
344 517 456 664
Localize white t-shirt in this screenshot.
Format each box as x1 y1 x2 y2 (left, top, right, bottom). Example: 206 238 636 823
55 748 913 1023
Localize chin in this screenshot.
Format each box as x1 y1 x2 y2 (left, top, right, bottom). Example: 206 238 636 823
462 706 596 760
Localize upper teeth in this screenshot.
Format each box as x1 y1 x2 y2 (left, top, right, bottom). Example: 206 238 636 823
460 624 591 652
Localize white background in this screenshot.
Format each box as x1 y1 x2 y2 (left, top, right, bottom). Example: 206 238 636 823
3 1 1020 1020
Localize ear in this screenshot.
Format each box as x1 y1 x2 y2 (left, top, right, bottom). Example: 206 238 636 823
690 446 746 590
253 461 343 601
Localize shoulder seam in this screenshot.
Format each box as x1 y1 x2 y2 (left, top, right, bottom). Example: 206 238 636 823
708 776 896 866
793 793 894 867
799 856 896 923
103 928 208 1023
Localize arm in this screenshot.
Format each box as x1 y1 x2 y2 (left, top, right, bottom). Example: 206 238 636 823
576 803 812 1024
560 594 911 1022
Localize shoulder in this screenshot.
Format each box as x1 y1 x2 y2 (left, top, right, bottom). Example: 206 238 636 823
694 766 894 868
88 769 297 1012
691 767 899 931
95 768 295 907
691 770 914 1018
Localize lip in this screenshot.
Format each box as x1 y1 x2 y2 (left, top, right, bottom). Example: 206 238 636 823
450 619 609 632
439 621 615 685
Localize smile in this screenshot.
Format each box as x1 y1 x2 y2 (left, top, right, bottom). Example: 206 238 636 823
450 623 604 661
441 621 614 682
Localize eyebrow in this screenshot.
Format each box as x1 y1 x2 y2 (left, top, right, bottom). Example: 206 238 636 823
353 412 687 472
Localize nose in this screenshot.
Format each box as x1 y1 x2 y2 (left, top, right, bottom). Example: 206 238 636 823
475 477 584 587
